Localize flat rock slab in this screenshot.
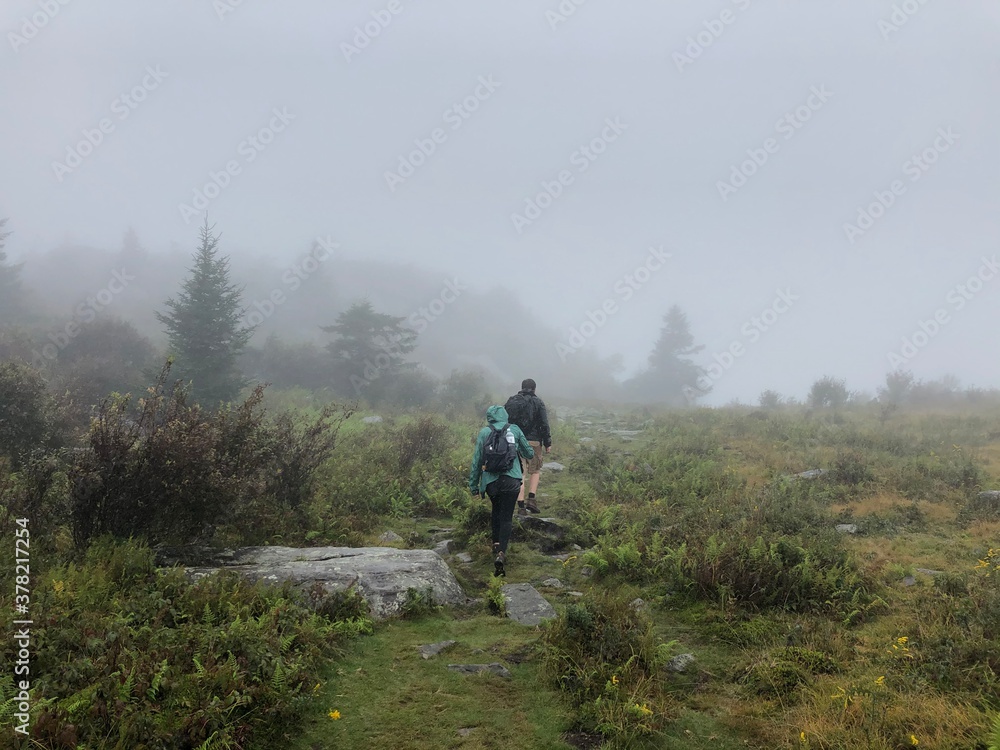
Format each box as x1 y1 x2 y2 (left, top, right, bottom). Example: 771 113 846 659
541 462 565 472
183 546 466 620
447 663 512 678
835 524 858 534
418 640 457 659
502 583 556 626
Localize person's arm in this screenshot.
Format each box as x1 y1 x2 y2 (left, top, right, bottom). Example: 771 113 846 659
515 426 534 459
537 399 552 448
468 431 484 494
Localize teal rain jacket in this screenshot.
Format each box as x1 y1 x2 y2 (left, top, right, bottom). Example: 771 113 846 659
468 405 534 494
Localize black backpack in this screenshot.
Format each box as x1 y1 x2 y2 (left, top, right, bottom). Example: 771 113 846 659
504 393 536 432
482 423 516 473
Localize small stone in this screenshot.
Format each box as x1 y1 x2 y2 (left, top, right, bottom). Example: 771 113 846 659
378 530 404 544
835 524 858 534
418 640 456 659
978 490 1000 501
447 663 512 678
541 578 563 588
915 567 943 576
666 653 696 673
541 462 565 472
579 437 593 443
433 540 453 558
902 576 917 587
571 544 582 551
455 552 473 564
550 553 574 561
630 597 646 611
362 415 383 424
566 591 584 597
458 728 475 737
581 565 594 577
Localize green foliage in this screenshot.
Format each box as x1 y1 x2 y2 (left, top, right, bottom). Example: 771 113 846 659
808 376 849 409
485 576 507 617
0 538 372 748
542 590 678 747
623 304 707 406
400 586 439 619
155 220 254 406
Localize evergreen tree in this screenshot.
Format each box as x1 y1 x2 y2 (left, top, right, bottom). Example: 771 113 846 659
625 305 706 406
0 218 26 323
321 301 417 402
155 221 254 405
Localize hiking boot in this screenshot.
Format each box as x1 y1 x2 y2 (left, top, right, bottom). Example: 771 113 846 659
517 502 527 516
525 499 541 514
492 542 501 557
493 550 506 577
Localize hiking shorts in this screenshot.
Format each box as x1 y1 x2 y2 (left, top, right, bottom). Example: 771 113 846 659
522 441 543 474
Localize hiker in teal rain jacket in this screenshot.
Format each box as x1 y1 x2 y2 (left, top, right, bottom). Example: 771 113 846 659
468 405 534 576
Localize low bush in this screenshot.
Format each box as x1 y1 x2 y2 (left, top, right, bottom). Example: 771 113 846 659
542 590 678 748
0 538 372 748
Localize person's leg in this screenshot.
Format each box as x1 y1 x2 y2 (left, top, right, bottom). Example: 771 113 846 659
524 441 543 512
494 484 519 554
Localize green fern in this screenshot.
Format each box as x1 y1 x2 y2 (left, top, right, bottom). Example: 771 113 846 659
987 712 1000 750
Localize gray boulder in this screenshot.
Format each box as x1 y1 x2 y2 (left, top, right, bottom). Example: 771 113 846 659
835 524 858 534
502 583 556 626
978 490 1000 501
183 546 466 620
541 462 565 472
378 530 405 544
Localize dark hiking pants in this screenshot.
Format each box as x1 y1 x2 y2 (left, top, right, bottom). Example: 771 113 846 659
486 475 522 553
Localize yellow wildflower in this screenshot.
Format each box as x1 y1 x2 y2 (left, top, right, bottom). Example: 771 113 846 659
611 675 619 685
874 675 885 686
910 735 919 746
329 710 341 720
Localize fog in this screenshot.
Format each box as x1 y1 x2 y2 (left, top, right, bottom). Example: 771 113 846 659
2 0 998 405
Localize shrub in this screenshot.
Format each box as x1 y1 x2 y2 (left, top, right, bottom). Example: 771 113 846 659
542 590 678 748
69 365 351 547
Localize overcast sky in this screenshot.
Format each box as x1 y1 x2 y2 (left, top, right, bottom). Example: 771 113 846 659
2 0 998 404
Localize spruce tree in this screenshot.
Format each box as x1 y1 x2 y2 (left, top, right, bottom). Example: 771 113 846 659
156 220 254 405
626 305 706 405
321 301 417 402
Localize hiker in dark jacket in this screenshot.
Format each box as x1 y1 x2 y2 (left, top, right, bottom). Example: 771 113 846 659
503 378 552 515
468 405 534 577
